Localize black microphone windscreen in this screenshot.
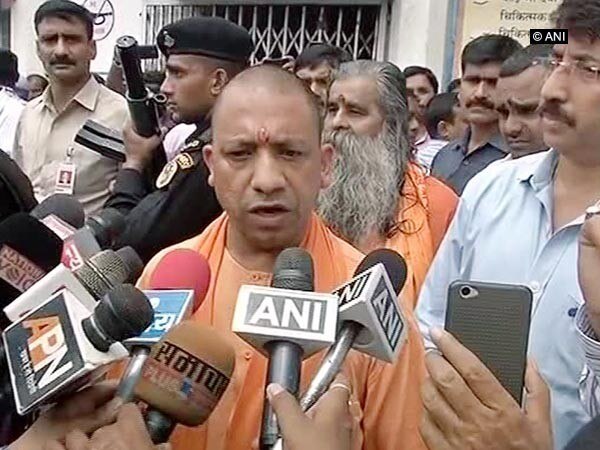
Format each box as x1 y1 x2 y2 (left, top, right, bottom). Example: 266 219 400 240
0 213 63 303
116 246 143 282
85 208 126 249
75 247 142 299
355 249 408 296
272 247 314 291
96 284 154 341
30 194 85 228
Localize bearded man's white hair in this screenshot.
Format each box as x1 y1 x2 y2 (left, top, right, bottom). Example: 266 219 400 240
318 60 412 245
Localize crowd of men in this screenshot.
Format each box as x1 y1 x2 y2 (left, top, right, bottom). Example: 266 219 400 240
2 0 600 448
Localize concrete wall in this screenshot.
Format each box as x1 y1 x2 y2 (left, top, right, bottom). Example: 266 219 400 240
387 0 451 87
88 0 145 74
10 0 44 76
10 0 144 77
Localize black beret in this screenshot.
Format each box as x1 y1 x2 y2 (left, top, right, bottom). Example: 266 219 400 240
157 16 254 64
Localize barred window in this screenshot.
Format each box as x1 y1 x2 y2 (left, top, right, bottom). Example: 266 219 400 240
144 2 386 70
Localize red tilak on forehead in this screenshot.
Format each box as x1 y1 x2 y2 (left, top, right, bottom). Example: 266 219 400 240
256 127 270 145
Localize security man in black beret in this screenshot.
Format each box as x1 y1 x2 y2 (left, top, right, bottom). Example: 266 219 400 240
105 16 254 262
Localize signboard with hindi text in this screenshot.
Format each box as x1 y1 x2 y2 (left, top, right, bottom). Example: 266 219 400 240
453 0 560 75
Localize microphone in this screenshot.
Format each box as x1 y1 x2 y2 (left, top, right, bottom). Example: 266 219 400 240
61 208 126 271
0 214 63 330
232 248 339 450
0 213 65 444
146 248 211 310
134 321 235 443
0 246 142 408
85 208 126 250
300 249 408 412
31 194 85 238
4 246 143 323
117 249 211 401
60 229 101 271
2 283 153 415
30 197 126 271
82 285 155 352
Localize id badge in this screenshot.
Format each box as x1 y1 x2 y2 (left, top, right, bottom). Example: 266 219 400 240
55 162 76 195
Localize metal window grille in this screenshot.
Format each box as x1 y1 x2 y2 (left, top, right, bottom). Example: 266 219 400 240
144 3 385 70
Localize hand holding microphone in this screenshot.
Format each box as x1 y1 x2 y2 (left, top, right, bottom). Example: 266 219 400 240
232 248 340 449
41 320 234 448
301 249 408 412
9 381 122 450
134 320 235 444
27 316 235 448
3 283 154 416
42 405 169 450
268 374 352 450
23 374 350 450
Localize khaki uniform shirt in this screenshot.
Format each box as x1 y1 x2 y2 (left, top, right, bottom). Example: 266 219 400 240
14 77 129 215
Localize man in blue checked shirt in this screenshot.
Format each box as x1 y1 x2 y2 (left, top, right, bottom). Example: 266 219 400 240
566 202 600 449
576 201 600 420
416 0 600 448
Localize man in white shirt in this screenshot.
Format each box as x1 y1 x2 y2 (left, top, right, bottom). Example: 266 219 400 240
408 93 448 170
163 122 195 161
0 49 25 158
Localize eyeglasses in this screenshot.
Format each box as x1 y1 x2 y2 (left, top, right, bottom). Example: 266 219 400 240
535 56 600 82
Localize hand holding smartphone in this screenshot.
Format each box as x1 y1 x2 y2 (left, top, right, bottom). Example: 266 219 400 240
445 281 533 404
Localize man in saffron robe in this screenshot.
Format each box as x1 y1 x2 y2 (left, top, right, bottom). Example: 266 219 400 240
320 61 458 308
137 65 428 450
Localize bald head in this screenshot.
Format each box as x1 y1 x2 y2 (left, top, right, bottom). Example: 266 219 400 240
202 63 335 257
212 64 323 139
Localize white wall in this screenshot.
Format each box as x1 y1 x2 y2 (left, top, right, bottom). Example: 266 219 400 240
91 0 144 74
10 0 144 77
10 0 44 76
387 0 451 85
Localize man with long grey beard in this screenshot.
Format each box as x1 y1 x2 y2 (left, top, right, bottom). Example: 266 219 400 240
318 60 458 309
320 121 401 249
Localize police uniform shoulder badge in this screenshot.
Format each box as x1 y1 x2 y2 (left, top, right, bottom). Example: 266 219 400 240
175 152 195 170
156 159 178 189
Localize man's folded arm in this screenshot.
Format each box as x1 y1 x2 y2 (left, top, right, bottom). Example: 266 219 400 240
575 306 600 417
